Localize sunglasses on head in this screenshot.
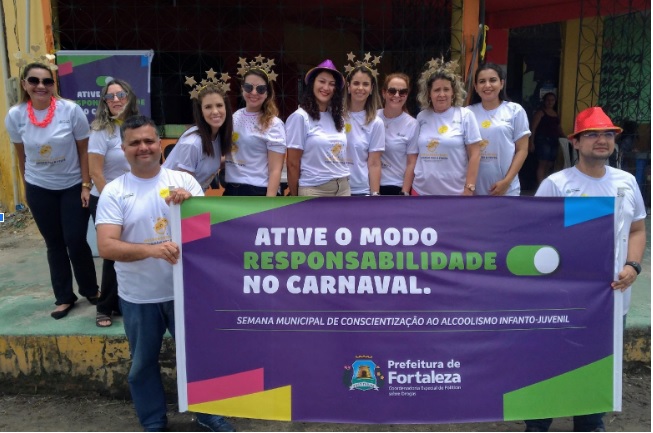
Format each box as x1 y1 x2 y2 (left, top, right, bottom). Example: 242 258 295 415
386 87 408 97
242 83 268 94
104 91 129 101
25 77 55 87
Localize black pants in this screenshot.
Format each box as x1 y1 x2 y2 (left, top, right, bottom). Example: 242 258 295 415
380 185 403 195
89 194 121 315
224 183 269 196
25 182 98 305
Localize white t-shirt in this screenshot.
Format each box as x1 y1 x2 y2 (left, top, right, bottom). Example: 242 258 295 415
412 106 482 195
88 127 130 197
536 166 646 314
468 101 530 196
96 168 203 304
5 99 90 189
345 111 385 195
378 109 419 188
226 108 286 187
286 107 349 187
163 126 221 190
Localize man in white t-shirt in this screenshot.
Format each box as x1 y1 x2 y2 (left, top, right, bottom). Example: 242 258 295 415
526 107 646 432
96 116 234 432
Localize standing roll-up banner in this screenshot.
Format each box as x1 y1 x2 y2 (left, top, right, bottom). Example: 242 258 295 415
56 50 154 123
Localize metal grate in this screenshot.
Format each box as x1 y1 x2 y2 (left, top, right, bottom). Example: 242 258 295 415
54 0 454 125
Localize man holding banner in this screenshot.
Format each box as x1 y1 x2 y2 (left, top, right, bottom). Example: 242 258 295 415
95 116 234 432
527 107 646 432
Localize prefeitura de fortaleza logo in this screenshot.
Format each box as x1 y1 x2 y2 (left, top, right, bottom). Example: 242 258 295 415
343 355 385 391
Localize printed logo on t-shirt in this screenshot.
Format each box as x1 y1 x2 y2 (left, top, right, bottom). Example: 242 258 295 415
426 139 439 152
479 139 489 150
154 217 168 234
326 142 346 164
438 125 448 134
345 123 352 133
39 145 52 157
481 120 492 129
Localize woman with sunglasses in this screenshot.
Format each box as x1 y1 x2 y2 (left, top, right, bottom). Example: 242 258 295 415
225 61 286 196
343 57 385 196
468 63 530 196
378 73 419 195
5 62 99 319
88 79 139 327
286 59 349 196
163 77 233 191
411 57 482 196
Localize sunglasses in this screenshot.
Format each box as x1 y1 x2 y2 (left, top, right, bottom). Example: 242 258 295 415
581 131 616 140
242 83 268 94
104 91 129 101
25 77 55 87
386 87 408 97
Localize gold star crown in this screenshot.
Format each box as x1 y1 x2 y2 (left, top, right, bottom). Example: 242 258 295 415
344 52 382 79
184 68 231 99
236 55 278 82
420 57 460 81
14 44 58 71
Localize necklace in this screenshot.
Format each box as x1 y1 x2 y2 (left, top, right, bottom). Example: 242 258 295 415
27 97 56 128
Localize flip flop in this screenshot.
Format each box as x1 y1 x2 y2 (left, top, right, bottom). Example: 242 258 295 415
96 312 112 328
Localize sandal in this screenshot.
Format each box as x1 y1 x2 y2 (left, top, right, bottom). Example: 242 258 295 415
96 312 112 327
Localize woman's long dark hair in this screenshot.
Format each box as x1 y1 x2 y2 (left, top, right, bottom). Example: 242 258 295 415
300 71 345 132
470 62 509 105
191 84 232 158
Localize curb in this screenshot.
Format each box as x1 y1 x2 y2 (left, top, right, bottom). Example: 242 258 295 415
1 330 649 397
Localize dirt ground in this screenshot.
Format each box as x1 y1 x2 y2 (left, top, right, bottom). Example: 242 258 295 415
0 210 650 432
0 363 649 432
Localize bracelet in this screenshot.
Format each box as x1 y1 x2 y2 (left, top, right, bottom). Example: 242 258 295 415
81 182 93 189
401 191 410 196
371 192 380 196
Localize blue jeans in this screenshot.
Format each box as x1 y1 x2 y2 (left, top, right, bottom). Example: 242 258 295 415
223 182 269 196
120 298 175 430
525 413 605 431
120 298 228 430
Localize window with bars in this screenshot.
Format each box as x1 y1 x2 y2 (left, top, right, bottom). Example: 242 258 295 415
54 0 455 125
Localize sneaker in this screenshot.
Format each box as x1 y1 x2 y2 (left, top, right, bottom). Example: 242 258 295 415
196 414 235 432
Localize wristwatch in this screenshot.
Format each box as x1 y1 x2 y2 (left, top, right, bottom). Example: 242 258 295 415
465 184 476 192
625 261 641 275
401 191 410 196
81 182 93 189
371 192 380 196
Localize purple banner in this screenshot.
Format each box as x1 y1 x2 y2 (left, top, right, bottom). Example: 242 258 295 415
174 196 619 424
56 50 153 123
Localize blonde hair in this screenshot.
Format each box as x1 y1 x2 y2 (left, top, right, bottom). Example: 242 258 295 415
416 57 466 110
